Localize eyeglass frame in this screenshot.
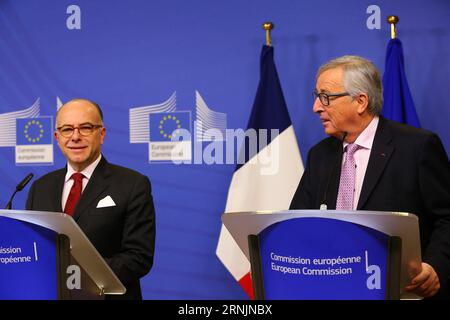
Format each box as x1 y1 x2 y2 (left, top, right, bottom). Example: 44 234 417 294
313 90 350 106
56 123 103 137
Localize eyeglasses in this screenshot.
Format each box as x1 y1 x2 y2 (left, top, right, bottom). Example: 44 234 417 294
313 90 350 106
56 124 103 137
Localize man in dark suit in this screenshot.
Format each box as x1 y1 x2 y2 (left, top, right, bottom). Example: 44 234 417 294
26 99 155 300
290 55 450 299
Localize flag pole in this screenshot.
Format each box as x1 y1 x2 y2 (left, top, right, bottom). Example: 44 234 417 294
387 15 399 39
263 22 274 46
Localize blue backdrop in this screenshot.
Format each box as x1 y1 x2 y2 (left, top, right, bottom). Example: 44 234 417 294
0 0 449 299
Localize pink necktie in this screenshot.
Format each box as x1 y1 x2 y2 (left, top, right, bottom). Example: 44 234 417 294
64 172 84 216
336 143 359 210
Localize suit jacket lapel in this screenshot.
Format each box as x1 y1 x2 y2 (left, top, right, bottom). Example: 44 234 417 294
357 118 394 209
326 139 343 210
72 157 110 221
54 169 65 213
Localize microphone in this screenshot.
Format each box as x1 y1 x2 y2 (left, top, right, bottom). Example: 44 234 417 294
5 173 34 209
319 132 347 210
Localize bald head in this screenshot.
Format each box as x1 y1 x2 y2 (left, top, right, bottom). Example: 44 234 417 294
56 99 103 128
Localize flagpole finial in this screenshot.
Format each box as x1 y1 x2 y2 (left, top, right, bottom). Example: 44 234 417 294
387 15 399 39
263 22 274 46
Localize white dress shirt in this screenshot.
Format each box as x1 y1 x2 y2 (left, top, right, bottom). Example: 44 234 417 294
61 154 102 211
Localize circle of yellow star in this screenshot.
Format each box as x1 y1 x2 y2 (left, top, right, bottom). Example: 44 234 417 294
159 115 182 140
23 120 44 143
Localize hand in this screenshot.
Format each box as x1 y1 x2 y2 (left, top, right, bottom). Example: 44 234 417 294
404 262 440 298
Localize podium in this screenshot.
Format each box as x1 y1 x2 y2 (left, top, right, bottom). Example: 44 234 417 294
222 210 422 300
0 209 125 300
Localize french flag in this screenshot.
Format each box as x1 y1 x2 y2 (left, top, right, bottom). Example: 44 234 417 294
216 45 304 298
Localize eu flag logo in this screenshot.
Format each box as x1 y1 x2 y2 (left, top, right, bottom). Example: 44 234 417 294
16 117 52 145
149 112 191 142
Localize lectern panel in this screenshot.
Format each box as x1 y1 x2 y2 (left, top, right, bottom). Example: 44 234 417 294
258 217 389 299
0 216 58 299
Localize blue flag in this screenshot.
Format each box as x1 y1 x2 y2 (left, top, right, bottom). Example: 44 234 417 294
16 117 53 145
382 38 421 127
149 111 191 142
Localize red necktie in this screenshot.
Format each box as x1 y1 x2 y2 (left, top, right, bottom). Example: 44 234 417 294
64 172 84 216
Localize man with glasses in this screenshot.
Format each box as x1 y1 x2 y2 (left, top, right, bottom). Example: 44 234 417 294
26 99 155 300
290 55 450 299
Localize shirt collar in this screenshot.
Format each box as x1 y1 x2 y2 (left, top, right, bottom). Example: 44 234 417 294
65 154 102 182
343 116 379 151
